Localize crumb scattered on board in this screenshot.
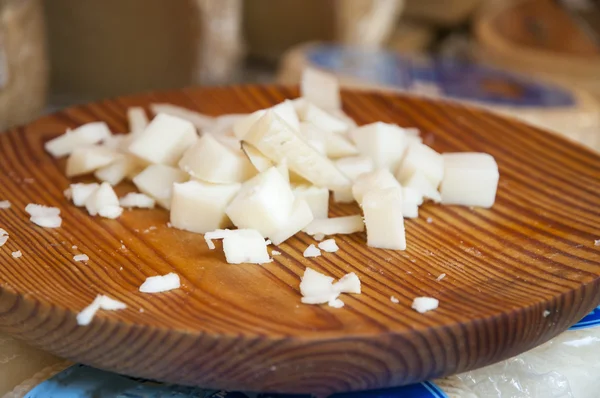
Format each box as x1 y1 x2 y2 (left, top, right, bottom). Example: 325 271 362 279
390 296 399 304
0 200 11 209
303 244 321 258
436 273 446 281
595 239 600 246
426 217 433 223
543 310 551 317
73 254 89 262
11 250 22 258
0 229 8 247
271 250 281 256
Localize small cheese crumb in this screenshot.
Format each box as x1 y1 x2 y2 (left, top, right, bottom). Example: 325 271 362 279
76 295 127 326
390 296 399 303
333 272 361 294
328 298 345 308
0 200 11 209
167 222 172 228
426 217 433 224
265 239 272 245
314 233 325 241
0 229 8 247
139 308 144 313
139 273 181 293
119 192 156 209
412 297 439 313
595 239 600 246
318 239 339 253
25 204 62 228
11 250 22 258
543 310 551 318
436 273 446 281
303 244 321 258
73 254 89 262
271 250 281 256
71 245 78 249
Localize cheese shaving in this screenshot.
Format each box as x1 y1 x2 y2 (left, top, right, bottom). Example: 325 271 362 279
76 295 127 326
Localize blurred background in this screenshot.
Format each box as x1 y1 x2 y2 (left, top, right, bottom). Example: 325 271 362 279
1 0 599 150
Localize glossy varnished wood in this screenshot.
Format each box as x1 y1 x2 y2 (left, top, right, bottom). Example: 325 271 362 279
0 86 599 395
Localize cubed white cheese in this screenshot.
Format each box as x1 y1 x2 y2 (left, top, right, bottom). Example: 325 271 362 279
270 198 314 245
299 122 328 155
350 122 408 170
233 110 266 139
333 188 355 204
243 111 350 190
149 103 214 130
352 168 402 205
170 180 240 233
85 182 122 219
318 239 339 253
402 186 423 219
139 273 181 293
303 244 322 258
208 113 248 136
119 193 156 209
292 185 329 219
301 67 341 110
362 188 406 250
276 158 290 185
128 113 197 166
333 272 361 294
404 170 441 203
76 295 127 326
396 142 444 188
328 109 357 129
68 183 100 207
127 107 149 134
242 142 274 172
94 155 145 186
440 153 499 208
204 229 271 264
178 133 254 183
296 102 349 134
335 156 375 181
30 216 63 228
45 122 112 158
303 215 365 236
132 164 189 209
412 297 439 313
226 167 295 237
272 99 300 131
66 146 121 177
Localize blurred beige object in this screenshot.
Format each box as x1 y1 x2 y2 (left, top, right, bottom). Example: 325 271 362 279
243 0 335 62
44 0 243 100
335 0 405 47
0 333 64 397
475 0 600 100
0 0 47 131
403 0 482 26
386 21 436 53
193 0 243 84
278 43 600 151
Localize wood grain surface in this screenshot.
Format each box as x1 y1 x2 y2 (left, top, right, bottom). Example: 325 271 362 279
0 86 599 395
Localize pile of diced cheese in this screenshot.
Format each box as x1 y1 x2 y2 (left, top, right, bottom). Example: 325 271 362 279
45 67 499 309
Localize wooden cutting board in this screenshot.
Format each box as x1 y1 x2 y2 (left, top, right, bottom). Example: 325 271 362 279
0 86 599 396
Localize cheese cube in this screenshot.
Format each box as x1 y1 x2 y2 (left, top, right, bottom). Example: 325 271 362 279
301 67 341 110
270 198 314 245
402 187 422 219
68 183 100 207
226 167 295 237
66 146 121 177
242 142 274 172
333 188 354 203
233 110 266 139
299 122 327 155
243 111 350 190
362 187 406 250
170 180 241 233
128 113 197 166
404 170 441 203
440 153 499 208
127 107 149 134
300 267 336 301
272 99 300 131
333 272 361 294
292 185 329 219
335 156 374 181
178 133 254 183
350 122 408 170
205 229 270 264
45 122 112 158
352 168 402 204
85 182 122 219
396 142 444 188
303 215 365 236
149 103 214 130
94 155 145 186
132 164 189 209
297 102 348 134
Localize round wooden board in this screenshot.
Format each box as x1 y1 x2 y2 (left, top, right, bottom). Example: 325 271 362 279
0 86 599 395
